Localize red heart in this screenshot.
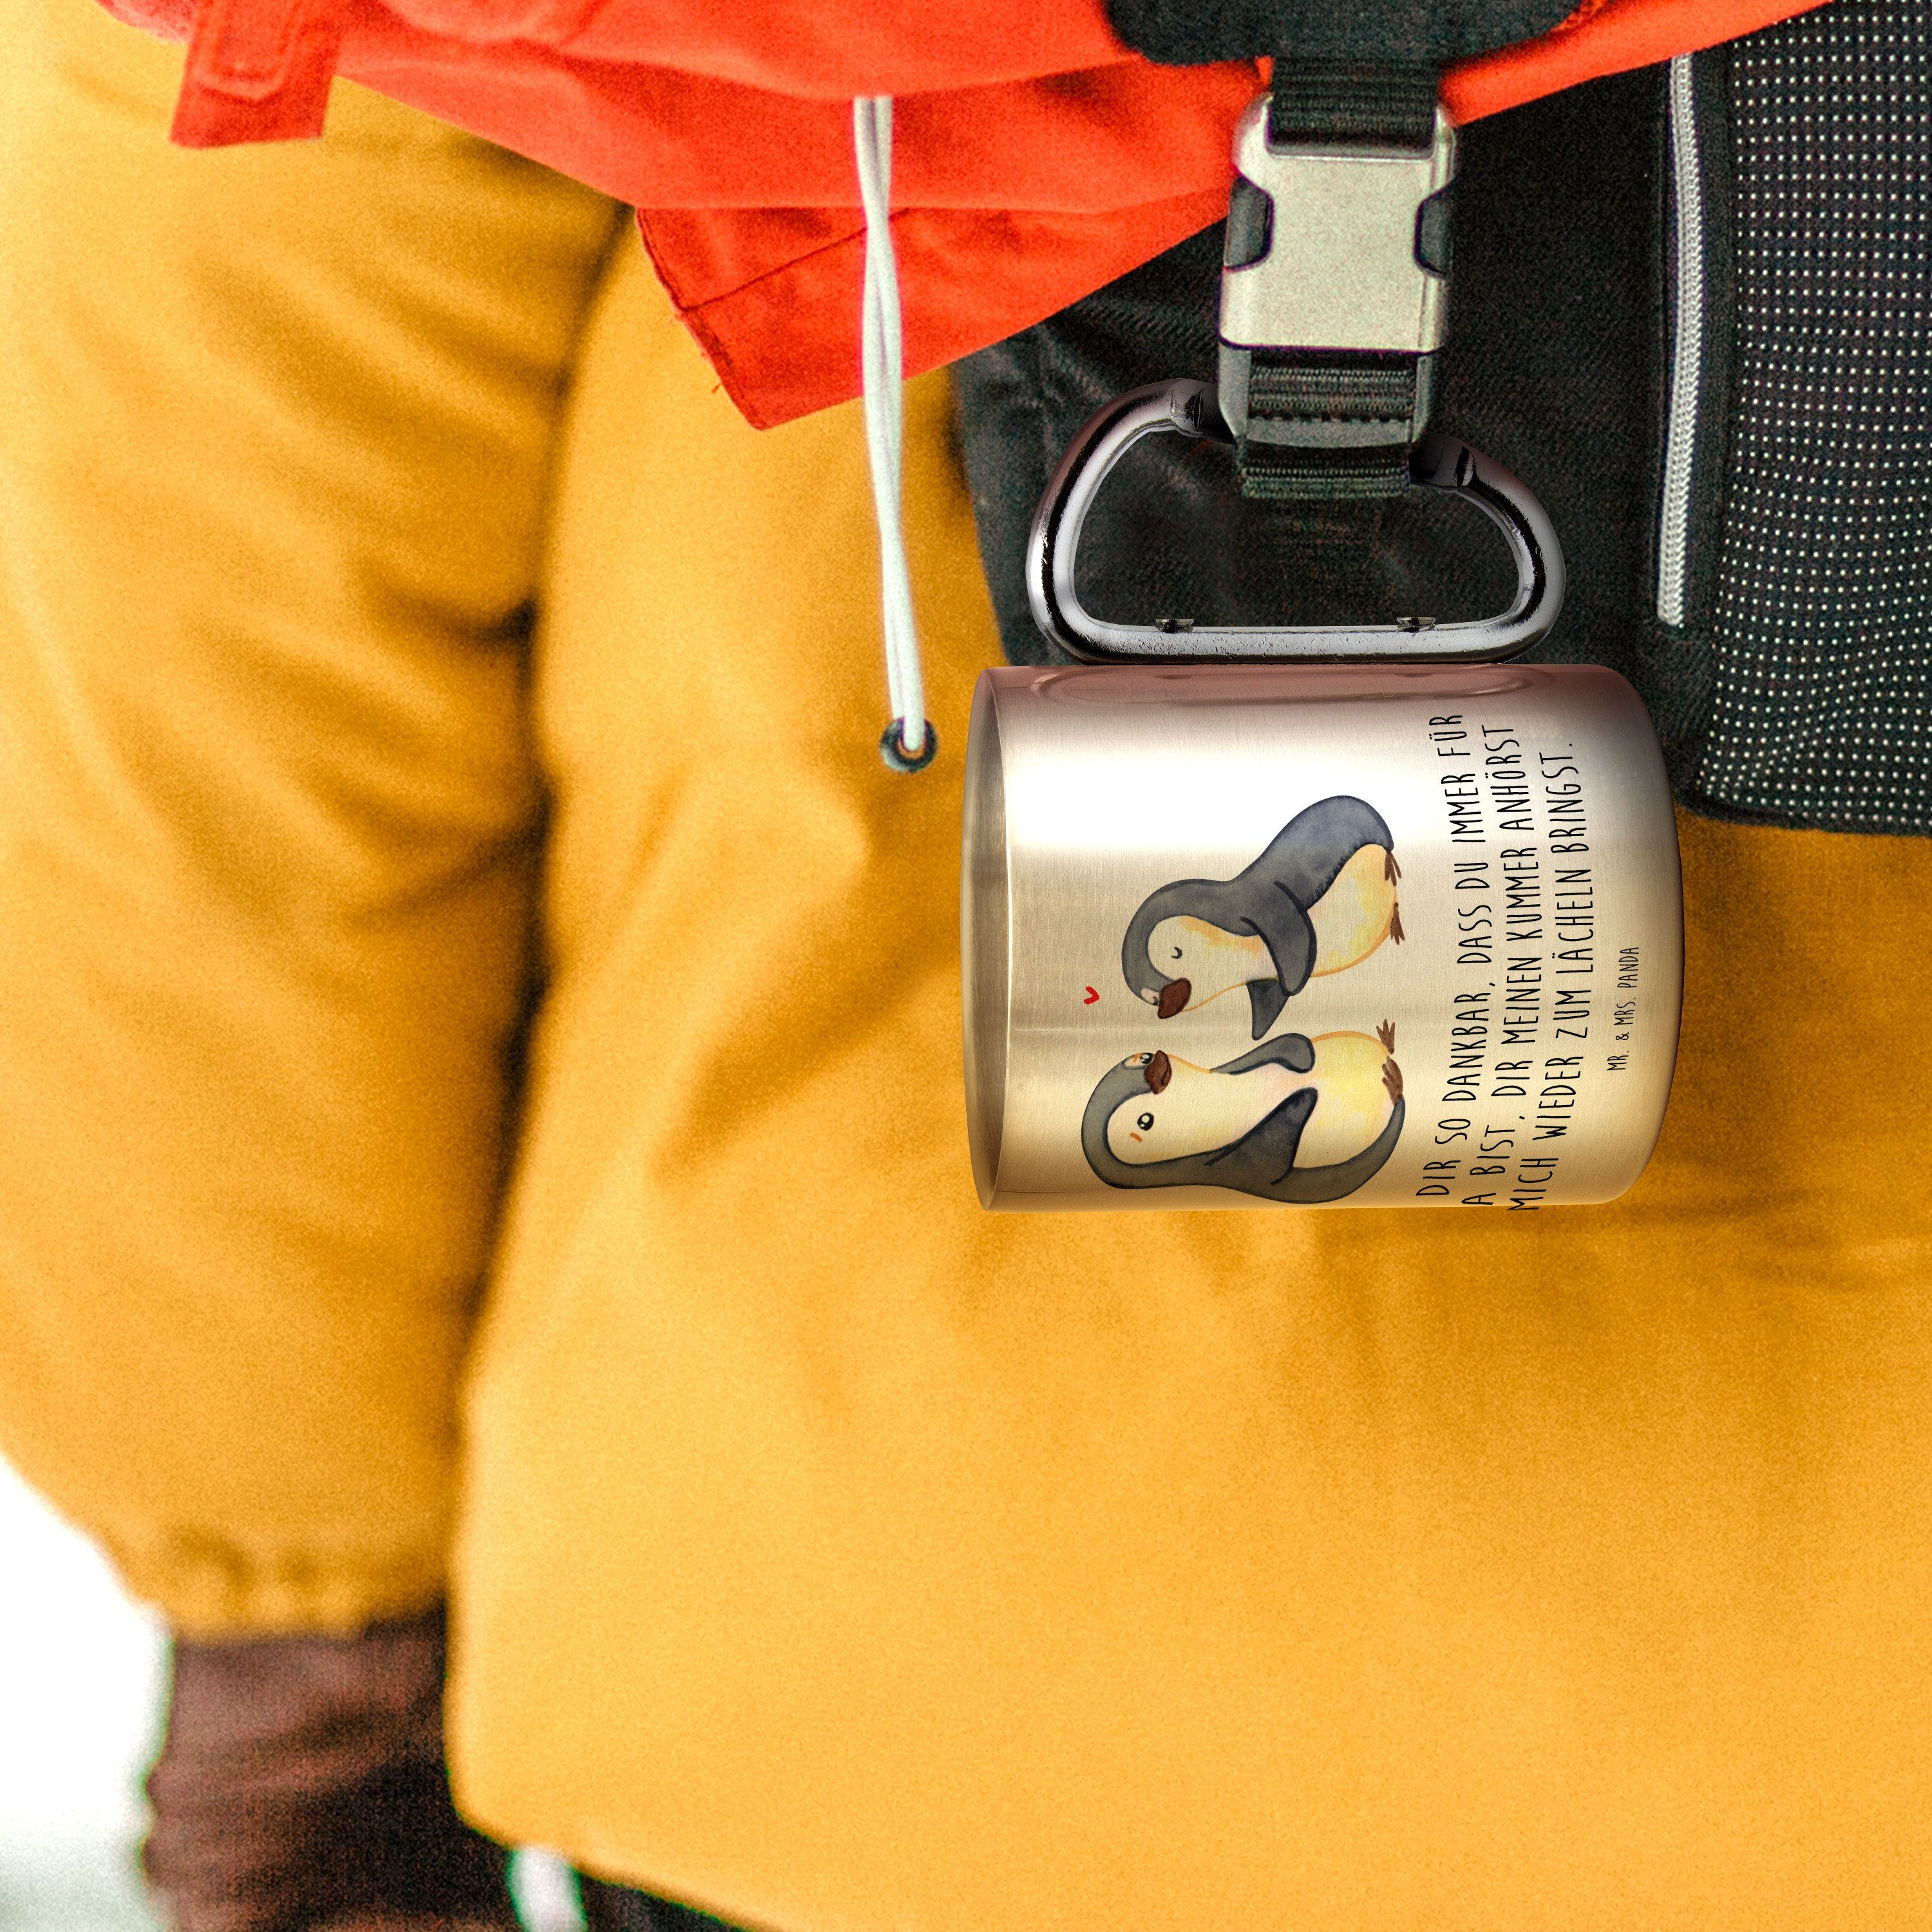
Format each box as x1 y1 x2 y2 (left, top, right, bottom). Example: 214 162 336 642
1083 986 1099 1005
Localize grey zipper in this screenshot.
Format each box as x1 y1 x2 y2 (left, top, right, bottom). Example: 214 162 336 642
1656 52 1703 629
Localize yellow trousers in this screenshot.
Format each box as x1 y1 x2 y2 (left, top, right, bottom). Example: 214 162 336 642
3 1 1931 1925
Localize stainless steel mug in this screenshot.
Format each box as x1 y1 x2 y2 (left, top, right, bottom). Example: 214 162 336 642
962 661 1683 1211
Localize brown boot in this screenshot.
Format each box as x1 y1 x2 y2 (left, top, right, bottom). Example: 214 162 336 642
144 1606 516 1932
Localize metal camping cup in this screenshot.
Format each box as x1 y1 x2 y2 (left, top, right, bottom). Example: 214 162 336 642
961 388 1684 1212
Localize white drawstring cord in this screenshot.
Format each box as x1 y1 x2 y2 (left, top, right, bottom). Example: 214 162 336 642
853 95 934 771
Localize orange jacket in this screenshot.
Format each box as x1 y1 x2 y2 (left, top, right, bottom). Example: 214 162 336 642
110 0 1832 424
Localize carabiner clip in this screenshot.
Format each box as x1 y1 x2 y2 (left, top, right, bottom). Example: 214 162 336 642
1025 379 1565 665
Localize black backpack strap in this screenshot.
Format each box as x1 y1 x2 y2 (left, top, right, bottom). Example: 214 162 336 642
1222 60 1452 502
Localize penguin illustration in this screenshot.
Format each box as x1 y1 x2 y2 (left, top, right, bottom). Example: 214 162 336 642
1122 797 1403 1039
1081 1023 1405 1205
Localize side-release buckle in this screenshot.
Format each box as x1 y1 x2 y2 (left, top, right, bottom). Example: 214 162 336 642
1218 91 1457 482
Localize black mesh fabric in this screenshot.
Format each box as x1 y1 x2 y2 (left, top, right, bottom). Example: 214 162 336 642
1689 0 1932 834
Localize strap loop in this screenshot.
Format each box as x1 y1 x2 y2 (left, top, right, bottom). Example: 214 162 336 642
1219 69 1454 502
853 97 932 772
1025 380 1565 663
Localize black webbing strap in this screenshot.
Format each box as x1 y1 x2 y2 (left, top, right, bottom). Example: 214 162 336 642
1267 59 1436 147
1234 60 1441 502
